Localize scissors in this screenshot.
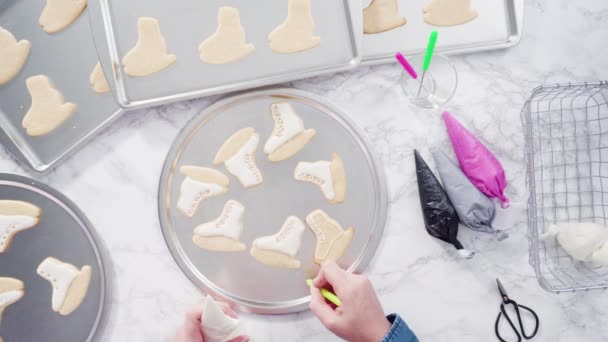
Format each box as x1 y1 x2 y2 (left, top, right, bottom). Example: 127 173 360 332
495 278 540 342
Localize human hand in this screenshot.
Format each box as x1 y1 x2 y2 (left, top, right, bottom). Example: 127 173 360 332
174 299 249 342
309 261 391 342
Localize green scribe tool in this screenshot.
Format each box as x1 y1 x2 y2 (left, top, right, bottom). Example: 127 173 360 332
417 30 438 97
306 279 342 307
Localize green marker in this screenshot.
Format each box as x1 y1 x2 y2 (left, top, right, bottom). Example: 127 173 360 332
417 30 438 97
306 279 342 307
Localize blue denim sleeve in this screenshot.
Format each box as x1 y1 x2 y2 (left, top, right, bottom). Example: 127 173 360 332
382 314 419 342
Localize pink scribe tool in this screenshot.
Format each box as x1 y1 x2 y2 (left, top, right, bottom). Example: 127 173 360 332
395 52 418 79
443 111 510 208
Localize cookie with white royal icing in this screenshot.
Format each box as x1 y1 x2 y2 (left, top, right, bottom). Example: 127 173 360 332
294 153 346 204
177 166 230 218
214 128 263 188
0 277 24 325
250 216 306 269
193 200 247 252
37 257 91 316
0 200 41 253
264 103 316 162
306 209 355 264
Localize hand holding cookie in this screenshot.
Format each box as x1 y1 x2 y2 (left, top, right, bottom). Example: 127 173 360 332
309 261 391 342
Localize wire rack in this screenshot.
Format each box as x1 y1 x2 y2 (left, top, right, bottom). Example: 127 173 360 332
523 81 608 293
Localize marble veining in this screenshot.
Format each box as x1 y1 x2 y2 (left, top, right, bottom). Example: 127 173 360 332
1 0 608 341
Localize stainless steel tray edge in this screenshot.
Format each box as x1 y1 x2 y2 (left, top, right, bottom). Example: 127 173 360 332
361 0 525 65
88 0 363 110
157 88 388 314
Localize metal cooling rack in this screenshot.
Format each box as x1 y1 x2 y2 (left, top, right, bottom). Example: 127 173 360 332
524 81 608 293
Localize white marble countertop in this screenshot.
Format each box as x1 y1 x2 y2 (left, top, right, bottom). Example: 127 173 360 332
2 0 608 341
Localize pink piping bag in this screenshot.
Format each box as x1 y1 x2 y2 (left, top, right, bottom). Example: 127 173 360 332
443 111 510 208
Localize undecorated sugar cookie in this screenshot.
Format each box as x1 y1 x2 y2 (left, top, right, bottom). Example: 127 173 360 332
192 200 247 252
201 296 247 342
268 0 320 54
0 27 31 86
0 277 24 324
37 257 91 316
363 0 407 34
250 216 306 269
122 17 176 77
22 75 77 136
198 7 255 64
177 166 230 218
264 103 315 162
423 0 478 26
294 153 346 204
89 62 110 94
214 128 263 188
39 0 87 33
306 209 354 264
0 200 41 253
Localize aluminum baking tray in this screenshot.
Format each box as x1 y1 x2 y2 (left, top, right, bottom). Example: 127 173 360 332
87 0 363 110
158 88 387 314
0 173 109 341
0 1 127 173
362 0 524 64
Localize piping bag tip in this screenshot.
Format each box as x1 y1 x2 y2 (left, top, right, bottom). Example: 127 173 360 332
500 198 510 209
457 249 475 259
495 230 509 241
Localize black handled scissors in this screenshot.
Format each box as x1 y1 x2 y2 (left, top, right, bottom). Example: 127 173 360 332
495 278 539 342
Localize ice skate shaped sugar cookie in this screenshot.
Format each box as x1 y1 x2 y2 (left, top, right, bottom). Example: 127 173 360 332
0 27 31 86
294 153 346 204
177 166 230 218
423 0 478 26
363 0 407 34
264 103 316 162
251 216 306 269
122 17 176 77
268 0 320 54
198 7 255 64
37 257 91 316
0 277 24 324
306 210 354 264
0 200 41 253
214 128 263 188
22 75 76 136
90 62 110 94
193 200 246 252
39 0 87 33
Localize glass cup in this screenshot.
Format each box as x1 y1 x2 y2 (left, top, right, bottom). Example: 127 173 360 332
400 54 458 109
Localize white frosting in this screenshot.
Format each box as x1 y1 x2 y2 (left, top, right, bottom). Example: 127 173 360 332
195 201 244 240
0 290 24 310
224 135 263 187
591 242 608 266
201 296 246 342
177 177 227 217
541 223 608 261
264 103 305 154
295 161 335 200
253 216 305 257
37 258 79 311
0 215 38 252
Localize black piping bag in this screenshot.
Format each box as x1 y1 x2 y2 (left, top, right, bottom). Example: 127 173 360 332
433 150 508 241
415 150 474 258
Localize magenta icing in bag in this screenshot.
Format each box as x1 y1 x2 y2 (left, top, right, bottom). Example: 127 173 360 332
443 111 509 208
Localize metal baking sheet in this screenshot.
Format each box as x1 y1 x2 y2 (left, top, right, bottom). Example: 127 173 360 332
0 174 109 341
158 89 387 314
0 1 127 173
362 0 524 64
87 0 363 110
